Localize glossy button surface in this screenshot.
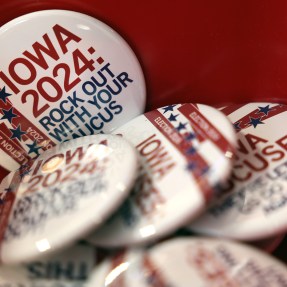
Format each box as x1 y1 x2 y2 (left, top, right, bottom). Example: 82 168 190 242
0 10 146 171
188 103 287 241
86 237 287 287
87 103 237 247
0 134 138 264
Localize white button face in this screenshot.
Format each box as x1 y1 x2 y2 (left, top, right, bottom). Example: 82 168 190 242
0 244 97 285
0 134 138 264
87 103 237 247
188 103 287 241
85 238 287 287
0 10 146 171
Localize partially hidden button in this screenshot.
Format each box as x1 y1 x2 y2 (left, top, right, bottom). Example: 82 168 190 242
84 237 287 287
0 134 138 264
87 103 237 247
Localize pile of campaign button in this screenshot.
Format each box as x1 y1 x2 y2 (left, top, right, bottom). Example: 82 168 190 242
0 9 146 171
85 237 287 287
187 103 287 242
0 9 287 285
86 103 237 247
0 100 286 284
0 134 138 264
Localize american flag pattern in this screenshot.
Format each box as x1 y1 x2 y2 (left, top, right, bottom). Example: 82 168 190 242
145 103 235 201
219 103 287 133
188 102 287 241
0 86 55 170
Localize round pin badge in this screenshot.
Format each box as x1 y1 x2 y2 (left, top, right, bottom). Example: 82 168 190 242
0 9 146 171
85 237 287 287
87 103 237 247
85 249 146 287
0 134 138 264
188 103 287 241
0 243 97 286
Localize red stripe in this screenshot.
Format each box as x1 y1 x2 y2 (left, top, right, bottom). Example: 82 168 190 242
212 103 228 109
142 254 168 287
0 124 30 165
220 104 246 116
1 100 55 149
145 110 213 201
0 193 15 253
178 104 235 155
0 173 19 262
233 104 287 133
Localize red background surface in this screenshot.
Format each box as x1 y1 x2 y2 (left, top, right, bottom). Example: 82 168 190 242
0 0 287 263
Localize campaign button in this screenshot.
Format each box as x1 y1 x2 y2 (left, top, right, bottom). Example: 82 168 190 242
87 103 237 247
0 134 138 264
188 103 287 241
0 166 9 184
146 238 287 287
0 243 97 284
85 237 287 287
86 248 147 287
0 10 146 171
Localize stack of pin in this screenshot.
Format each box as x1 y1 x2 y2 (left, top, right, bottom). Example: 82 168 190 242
0 10 286 287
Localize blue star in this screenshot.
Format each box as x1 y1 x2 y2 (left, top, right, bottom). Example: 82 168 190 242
168 113 179 122
186 146 197 155
233 121 241 131
18 163 29 171
248 117 264 128
185 132 196 141
10 124 26 141
176 122 187 132
0 87 12 103
186 161 196 171
26 140 41 156
162 104 177 114
1 107 18 123
257 105 272 116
